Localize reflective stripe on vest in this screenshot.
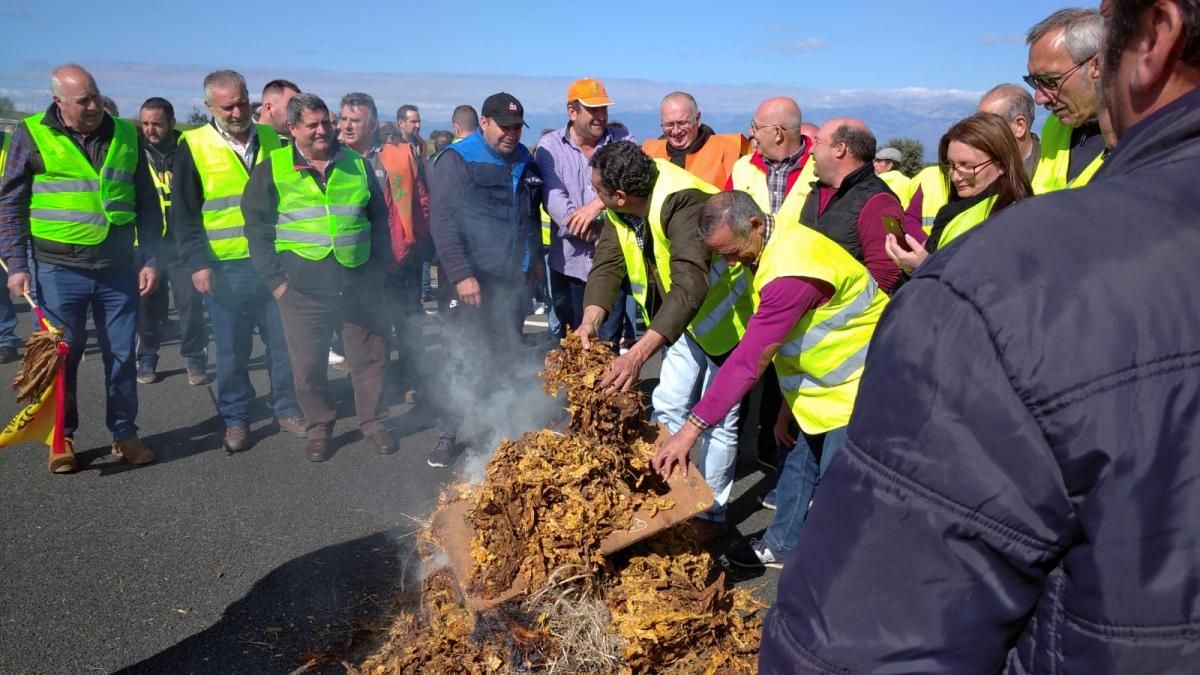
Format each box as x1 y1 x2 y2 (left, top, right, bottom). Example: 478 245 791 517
1031 115 1105 194
729 152 818 228
269 145 372 268
540 206 552 247
909 165 950 234
182 123 281 261
24 112 138 245
608 159 753 355
753 223 888 434
936 194 997 250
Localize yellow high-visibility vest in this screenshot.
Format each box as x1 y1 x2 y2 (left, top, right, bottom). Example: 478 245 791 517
24 112 138 245
1031 115 1105 194
181 123 281 261
729 152 817 229
269 145 372 268
608 159 754 356
935 194 997 250
753 224 889 434
906 165 950 234
877 169 910 199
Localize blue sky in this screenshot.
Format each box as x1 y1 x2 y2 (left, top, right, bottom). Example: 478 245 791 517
0 0 1063 151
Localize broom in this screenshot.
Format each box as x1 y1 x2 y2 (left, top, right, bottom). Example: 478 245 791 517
0 259 66 404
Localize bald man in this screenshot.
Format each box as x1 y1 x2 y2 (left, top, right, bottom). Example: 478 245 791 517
728 98 817 226
803 117 903 294
0 64 164 472
643 91 750 187
978 83 1041 178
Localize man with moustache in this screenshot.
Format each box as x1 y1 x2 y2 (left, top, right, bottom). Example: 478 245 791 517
535 78 636 337
760 0 1200 670
1025 8 1107 192
172 70 303 454
643 91 749 188
338 92 425 400
426 92 543 468
0 64 162 472
135 96 209 386
245 93 395 462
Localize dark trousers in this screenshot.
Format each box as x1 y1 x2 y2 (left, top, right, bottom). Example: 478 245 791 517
385 257 424 387
434 273 527 435
203 260 298 427
549 270 630 343
33 260 139 440
0 267 22 348
277 285 389 440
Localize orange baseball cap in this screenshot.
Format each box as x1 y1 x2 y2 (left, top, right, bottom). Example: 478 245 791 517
567 78 614 107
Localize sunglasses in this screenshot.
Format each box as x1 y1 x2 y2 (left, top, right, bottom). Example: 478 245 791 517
1022 55 1095 93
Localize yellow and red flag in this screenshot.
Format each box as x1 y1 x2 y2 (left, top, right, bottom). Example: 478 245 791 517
0 306 67 456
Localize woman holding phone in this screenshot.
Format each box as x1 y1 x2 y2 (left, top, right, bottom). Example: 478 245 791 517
885 112 1033 272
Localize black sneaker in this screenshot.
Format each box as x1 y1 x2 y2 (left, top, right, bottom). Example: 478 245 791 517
427 434 456 468
727 537 785 570
0 346 18 364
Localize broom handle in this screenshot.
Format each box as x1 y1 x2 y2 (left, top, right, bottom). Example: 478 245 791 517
0 258 56 333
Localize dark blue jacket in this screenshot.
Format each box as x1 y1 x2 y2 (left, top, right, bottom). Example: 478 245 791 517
428 131 542 284
761 85 1200 674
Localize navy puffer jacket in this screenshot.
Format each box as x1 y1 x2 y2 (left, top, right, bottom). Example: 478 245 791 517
761 85 1200 674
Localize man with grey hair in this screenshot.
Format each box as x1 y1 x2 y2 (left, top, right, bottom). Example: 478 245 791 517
653 190 887 569
244 93 395 462
1025 7 1106 192
978 83 1041 178
804 117 903 294
172 69 303 454
643 91 749 187
0 63 163 473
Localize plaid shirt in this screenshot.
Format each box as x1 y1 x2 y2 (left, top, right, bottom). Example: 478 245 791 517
763 142 807 214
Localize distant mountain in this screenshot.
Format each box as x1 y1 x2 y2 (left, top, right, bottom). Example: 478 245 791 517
524 101 977 164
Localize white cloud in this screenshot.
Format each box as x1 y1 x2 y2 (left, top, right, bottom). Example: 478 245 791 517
772 37 827 54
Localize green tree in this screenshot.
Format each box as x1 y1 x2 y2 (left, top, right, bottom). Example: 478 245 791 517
185 106 209 125
886 137 927 177
0 95 17 116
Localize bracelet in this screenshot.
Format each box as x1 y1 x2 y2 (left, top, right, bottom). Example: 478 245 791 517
686 412 712 431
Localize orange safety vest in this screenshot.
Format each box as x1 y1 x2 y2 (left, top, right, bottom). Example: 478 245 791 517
643 133 749 189
378 142 421 245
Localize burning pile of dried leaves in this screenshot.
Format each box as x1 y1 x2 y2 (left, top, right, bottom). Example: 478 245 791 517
358 335 764 674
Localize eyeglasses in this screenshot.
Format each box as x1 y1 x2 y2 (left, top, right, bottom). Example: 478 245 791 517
661 117 696 131
749 121 785 136
1022 55 1095 94
941 158 996 179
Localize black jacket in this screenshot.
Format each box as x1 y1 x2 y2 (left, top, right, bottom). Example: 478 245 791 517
761 85 1200 673
799 162 894 261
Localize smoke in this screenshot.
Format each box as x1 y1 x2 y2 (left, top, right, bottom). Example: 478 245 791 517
429 299 564 485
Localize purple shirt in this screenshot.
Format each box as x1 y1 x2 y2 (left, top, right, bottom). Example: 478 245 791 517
535 125 636 281
691 276 834 427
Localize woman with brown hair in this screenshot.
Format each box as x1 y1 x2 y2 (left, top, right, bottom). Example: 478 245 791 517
886 112 1033 271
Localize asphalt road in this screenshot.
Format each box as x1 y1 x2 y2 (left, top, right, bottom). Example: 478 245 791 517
0 299 781 674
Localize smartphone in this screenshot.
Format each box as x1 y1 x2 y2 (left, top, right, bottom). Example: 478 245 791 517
882 216 912 252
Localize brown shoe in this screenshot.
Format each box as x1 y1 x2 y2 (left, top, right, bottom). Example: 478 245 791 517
306 437 330 462
224 424 250 453
112 437 156 465
366 430 397 455
687 517 729 545
49 437 77 474
277 415 307 438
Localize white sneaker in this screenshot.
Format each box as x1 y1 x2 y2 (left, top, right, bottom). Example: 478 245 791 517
328 349 346 365
449 299 459 309
533 303 547 315
728 537 784 569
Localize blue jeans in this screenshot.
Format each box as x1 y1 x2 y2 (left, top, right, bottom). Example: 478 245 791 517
651 334 740 521
203 260 298 427
33 261 140 440
763 425 849 557
0 267 22 348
